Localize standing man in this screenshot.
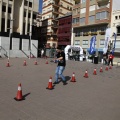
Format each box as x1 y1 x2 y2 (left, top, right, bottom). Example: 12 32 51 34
53 47 67 85
108 52 114 66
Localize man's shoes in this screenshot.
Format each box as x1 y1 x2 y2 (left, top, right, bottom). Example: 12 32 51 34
63 81 67 85
53 81 59 84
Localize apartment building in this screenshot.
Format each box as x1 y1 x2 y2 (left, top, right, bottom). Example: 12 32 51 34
41 0 75 48
72 0 112 54
111 0 120 53
0 0 39 58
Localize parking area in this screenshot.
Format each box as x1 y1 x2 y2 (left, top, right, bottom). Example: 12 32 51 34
0 57 120 120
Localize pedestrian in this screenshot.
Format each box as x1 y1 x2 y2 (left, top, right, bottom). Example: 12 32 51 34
41 49 44 58
103 53 108 65
108 52 114 66
53 47 67 85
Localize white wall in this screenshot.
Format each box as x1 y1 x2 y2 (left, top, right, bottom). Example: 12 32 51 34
0 37 38 58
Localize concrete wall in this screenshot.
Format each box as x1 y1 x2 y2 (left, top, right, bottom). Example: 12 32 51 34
0 37 9 57
0 37 38 58
31 40 38 57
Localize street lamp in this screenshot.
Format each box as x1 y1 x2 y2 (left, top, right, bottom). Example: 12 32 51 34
28 23 36 59
7 19 15 59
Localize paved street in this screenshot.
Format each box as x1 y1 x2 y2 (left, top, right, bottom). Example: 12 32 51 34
0 57 120 120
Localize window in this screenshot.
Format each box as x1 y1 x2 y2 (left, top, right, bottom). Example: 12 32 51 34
113 40 120 48
89 15 95 22
8 7 11 13
89 5 95 11
80 17 85 23
24 11 26 17
29 2 32 7
75 31 80 37
24 0 28 6
81 8 86 14
100 27 106 31
96 11 109 20
115 16 118 20
2 5 6 12
74 40 80 45
100 39 104 45
91 28 97 32
117 26 120 36
76 17 79 23
82 40 88 45
28 12 31 18
33 14 36 19
81 0 86 3
72 18 76 23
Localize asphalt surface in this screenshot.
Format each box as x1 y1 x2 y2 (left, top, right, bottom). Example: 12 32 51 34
0 57 120 120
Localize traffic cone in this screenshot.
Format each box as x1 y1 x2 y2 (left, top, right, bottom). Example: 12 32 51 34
109 65 112 69
105 66 108 71
93 68 97 75
84 70 88 78
70 72 76 82
14 83 24 101
100 67 103 72
46 77 54 90
23 60 27 66
6 60 10 67
46 60 48 64
34 60 38 65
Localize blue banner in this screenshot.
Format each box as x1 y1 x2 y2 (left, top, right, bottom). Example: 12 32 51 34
112 33 117 55
89 36 96 55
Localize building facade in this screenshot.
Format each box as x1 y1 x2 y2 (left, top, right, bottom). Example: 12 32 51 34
0 0 38 36
41 0 75 48
57 12 72 48
72 0 112 53
0 0 39 58
111 0 120 54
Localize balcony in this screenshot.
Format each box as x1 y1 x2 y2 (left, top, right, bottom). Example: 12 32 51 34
99 31 105 35
52 3 60 8
83 32 90 36
96 0 109 6
90 32 98 36
51 24 58 28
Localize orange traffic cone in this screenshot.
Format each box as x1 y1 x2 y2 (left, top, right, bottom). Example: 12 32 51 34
105 66 108 71
93 68 97 75
84 70 88 78
23 60 27 66
70 72 76 82
109 65 112 69
46 60 48 64
34 60 38 65
6 60 10 67
14 83 24 101
46 77 54 90
100 67 103 72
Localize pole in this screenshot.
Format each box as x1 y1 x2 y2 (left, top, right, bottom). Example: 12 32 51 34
8 30 11 60
29 33 31 59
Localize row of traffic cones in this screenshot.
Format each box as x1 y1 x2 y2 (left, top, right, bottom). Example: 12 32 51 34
14 64 113 101
6 60 38 67
70 66 112 80
6 59 49 67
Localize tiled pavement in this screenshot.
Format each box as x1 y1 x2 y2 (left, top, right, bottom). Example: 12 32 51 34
0 57 120 120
